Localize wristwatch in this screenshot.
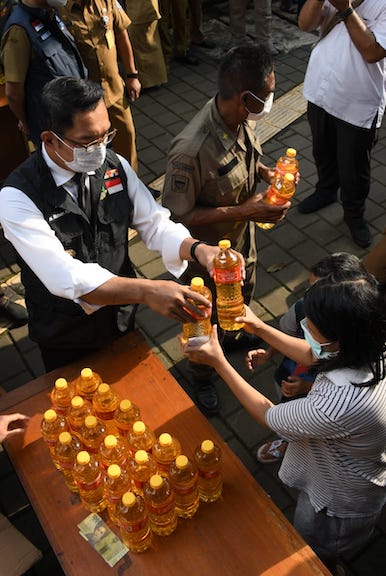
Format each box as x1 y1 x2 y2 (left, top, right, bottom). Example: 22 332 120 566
338 6 354 21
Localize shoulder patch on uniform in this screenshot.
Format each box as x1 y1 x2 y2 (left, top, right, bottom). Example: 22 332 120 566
171 174 189 194
171 160 194 173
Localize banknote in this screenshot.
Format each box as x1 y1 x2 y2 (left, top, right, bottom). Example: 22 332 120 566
78 513 129 567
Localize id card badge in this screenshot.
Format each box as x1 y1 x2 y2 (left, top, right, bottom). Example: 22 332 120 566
105 29 115 49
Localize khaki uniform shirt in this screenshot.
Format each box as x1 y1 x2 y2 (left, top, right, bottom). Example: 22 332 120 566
59 0 131 107
162 96 262 255
125 0 160 24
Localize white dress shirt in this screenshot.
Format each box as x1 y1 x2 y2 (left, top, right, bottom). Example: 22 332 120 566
303 0 386 129
0 145 190 313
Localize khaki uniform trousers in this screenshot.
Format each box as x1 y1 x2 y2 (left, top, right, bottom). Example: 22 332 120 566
108 95 138 172
128 20 167 88
229 0 273 46
158 0 189 60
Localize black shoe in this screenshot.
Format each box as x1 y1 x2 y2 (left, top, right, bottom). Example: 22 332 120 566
298 192 337 214
221 329 263 352
0 296 28 327
194 380 219 416
344 217 372 248
175 53 199 66
191 39 216 49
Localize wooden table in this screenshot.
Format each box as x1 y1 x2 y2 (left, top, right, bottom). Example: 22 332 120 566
0 331 331 576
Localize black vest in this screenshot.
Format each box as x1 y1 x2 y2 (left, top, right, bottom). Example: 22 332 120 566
3 149 135 348
3 2 87 144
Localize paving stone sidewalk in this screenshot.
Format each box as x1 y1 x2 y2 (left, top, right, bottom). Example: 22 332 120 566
0 3 385 574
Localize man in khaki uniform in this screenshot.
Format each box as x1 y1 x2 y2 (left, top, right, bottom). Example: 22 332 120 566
162 46 290 414
125 0 167 89
60 0 140 171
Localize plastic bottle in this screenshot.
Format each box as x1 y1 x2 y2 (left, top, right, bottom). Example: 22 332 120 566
99 434 127 472
275 147 299 179
50 377 73 416
55 431 81 492
92 383 120 433
104 464 131 524
114 399 141 438
73 450 106 513
79 415 106 454
182 277 212 346
75 367 102 401
169 455 199 519
194 439 223 502
116 491 152 553
257 173 295 230
213 239 245 332
40 408 67 468
128 450 157 493
143 474 178 536
127 421 156 455
67 395 93 439
152 433 181 477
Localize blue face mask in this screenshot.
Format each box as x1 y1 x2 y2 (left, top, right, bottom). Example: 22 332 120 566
300 318 339 360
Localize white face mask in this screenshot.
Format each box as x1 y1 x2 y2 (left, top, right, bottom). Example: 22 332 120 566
47 0 68 7
246 92 274 121
300 319 339 361
53 133 107 173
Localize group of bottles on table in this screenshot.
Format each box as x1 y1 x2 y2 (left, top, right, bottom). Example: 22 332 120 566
41 370 223 552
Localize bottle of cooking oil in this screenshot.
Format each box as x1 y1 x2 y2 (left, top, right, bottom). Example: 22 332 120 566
67 395 93 439
274 147 299 179
92 383 120 433
104 464 131 524
79 415 106 454
73 450 106 513
152 432 181 477
99 434 127 472
75 368 102 401
55 431 81 492
182 277 212 346
128 450 157 493
40 408 67 468
116 491 152 552
50 377 73 416
213 239 245 332
169 454 199 518
127 421 156 455
114 399 141 438
143 474 178 536
256 172 295 230
194 439 222 502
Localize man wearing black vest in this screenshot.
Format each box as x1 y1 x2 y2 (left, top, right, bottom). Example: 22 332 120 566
0 77 220 372
0 0 87 146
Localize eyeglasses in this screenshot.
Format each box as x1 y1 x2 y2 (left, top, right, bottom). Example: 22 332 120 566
53 128 117 153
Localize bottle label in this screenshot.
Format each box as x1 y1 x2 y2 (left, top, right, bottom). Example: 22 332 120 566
95 409 116 421
106 493 122 505
76 472 102 491
147 499 174 515
124 517 148 533
173 482 197 496
198 469 220 480
214 268 241 284
58 460 74 471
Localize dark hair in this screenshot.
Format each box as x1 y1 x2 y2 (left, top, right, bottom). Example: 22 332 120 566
304 275 386 385
218 45 274 100
40 77 105 134
311 252 366 281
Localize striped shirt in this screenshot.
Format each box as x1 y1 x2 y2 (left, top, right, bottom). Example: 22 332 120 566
266 367 386 518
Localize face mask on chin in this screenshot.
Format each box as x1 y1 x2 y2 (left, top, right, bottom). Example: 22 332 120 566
300 318 339 361
246 92 274 121
52 133 107 173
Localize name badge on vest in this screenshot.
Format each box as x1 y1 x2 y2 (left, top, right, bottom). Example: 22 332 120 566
104 168 123 195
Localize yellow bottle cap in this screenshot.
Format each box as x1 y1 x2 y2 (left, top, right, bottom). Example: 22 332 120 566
175 455 188 469
120 399 132 412
71 396 84 408
133 421 146 435
284 173 295 182
44 409 57 422
59 431 71 445
80 368 93 380
107 464 121 478
122 492 136 507
191 277 204 288
55 378 68 390
77 451 90 465
135 450 149 464
150 474 163 489
201 440 214 454
159 433 172 447
286 148 297 157
98 383 110 395
104 434 117 449
85 415 97 428
218 239 231 250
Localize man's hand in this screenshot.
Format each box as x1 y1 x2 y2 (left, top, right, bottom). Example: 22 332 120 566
242 192 291 224
142 279 212 323
0 413 29 443
125 77 141 102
